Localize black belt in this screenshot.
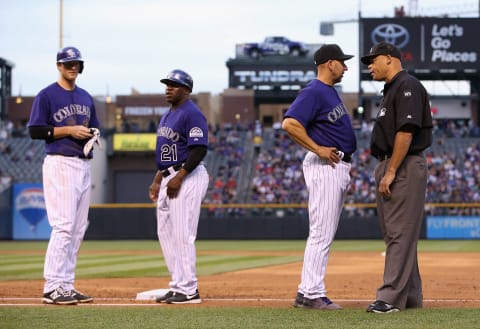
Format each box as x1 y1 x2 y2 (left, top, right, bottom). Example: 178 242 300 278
161 164 183 177
342 154 352 163
377 151 423 161
48 153 91 160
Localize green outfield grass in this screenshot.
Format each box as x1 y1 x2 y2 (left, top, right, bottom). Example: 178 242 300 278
1 306 479 329
0 240 479 281
1 240 479 328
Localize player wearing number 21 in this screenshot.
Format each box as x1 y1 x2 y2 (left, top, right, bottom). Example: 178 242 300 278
149 69 209 304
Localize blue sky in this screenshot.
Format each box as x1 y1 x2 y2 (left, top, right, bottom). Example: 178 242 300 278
1 0 477 97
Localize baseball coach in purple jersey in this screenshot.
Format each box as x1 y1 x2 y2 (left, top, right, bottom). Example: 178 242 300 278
149 69 209 304
282 44 357 310
28 46 99 305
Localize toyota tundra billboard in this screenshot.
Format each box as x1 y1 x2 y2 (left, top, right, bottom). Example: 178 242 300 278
360 18 479 79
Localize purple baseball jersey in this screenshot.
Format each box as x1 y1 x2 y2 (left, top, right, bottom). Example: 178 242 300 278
284 79 357 155
28 82 100 158
155 99 208 170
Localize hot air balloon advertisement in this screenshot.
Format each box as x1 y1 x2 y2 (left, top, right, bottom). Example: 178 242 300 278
13 183 51 240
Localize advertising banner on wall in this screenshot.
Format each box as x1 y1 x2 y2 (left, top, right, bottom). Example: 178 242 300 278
12 183 51 240
427 216 480 239
361 18 480 79
113 133 156 152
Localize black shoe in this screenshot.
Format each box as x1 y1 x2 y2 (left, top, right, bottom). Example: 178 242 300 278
166 290 202 304
366 300 400 313
42 287 78 305
303 296 342 310
293 292 304 308
155 290 174 303
71 289 93 303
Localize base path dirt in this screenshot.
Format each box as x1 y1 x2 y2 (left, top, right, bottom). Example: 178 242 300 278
1 251 479 308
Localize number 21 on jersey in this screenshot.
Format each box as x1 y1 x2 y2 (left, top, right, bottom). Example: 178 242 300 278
161 144 178 162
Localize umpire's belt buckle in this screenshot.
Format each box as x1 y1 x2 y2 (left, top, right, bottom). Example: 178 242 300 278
161 164 183 177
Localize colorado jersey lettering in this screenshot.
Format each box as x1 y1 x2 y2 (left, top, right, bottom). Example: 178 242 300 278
284 79 356 155
155 99 208 170
28 82 99 157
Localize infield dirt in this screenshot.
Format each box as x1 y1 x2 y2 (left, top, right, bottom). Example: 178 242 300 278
1 251 479 308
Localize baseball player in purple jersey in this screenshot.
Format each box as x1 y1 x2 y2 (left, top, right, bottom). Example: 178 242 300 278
28 46 99 305
282 44 356 310
149 69 209 304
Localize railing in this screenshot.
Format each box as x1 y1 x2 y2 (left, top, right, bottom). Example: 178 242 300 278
200 203 480 217
90 202 480 209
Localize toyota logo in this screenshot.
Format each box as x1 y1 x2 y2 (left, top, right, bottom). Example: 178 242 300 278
371 24 409 48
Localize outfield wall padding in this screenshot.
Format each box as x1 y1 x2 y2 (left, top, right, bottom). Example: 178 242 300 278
0 187 12 239
84 207 420 240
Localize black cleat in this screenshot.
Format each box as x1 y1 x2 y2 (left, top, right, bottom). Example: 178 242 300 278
42 287 78 305
166 290 202 304
366 300 400 313
293 292 304 308
71 289 93 303
155 290 174 303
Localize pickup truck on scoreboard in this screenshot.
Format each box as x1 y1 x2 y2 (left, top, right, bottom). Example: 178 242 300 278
242 36 309 58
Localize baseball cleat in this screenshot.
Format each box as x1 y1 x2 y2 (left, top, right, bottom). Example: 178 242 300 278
366 300 400 313
293 292 304 308
156 290 174 303
166 290 202 304
71 289 93 303
302 296 342 310
42 287 78 305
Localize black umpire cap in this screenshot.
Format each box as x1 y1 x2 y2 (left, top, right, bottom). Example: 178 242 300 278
361 42 402 65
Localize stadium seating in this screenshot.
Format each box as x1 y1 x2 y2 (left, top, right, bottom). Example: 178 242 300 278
205 121 480 217
0 138 44 191
1 120 479 217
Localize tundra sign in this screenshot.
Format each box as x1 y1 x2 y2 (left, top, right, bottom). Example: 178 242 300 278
361 18 479 79
227 64 316 90
233 69 316 86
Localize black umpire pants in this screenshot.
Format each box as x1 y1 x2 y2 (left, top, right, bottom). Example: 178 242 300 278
374 154 427 310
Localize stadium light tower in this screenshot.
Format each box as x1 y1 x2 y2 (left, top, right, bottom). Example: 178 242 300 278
408 0 418 16
320 0 361 35
59 0 63 49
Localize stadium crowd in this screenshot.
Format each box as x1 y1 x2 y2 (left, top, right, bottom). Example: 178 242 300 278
205 119 480 217
1 118 479 217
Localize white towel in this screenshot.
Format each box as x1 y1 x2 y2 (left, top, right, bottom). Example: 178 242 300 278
83 128 101 157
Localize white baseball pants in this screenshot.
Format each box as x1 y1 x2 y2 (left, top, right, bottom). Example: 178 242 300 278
298 151 351 299
42 155 91 293
156 164 209 295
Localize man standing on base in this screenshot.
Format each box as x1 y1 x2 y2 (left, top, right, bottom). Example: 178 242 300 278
282 44 356 310
149 69 209 304
361 42 432 313
28 46 99 305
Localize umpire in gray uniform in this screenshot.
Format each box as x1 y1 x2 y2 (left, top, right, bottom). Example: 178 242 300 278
361 42 433 313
